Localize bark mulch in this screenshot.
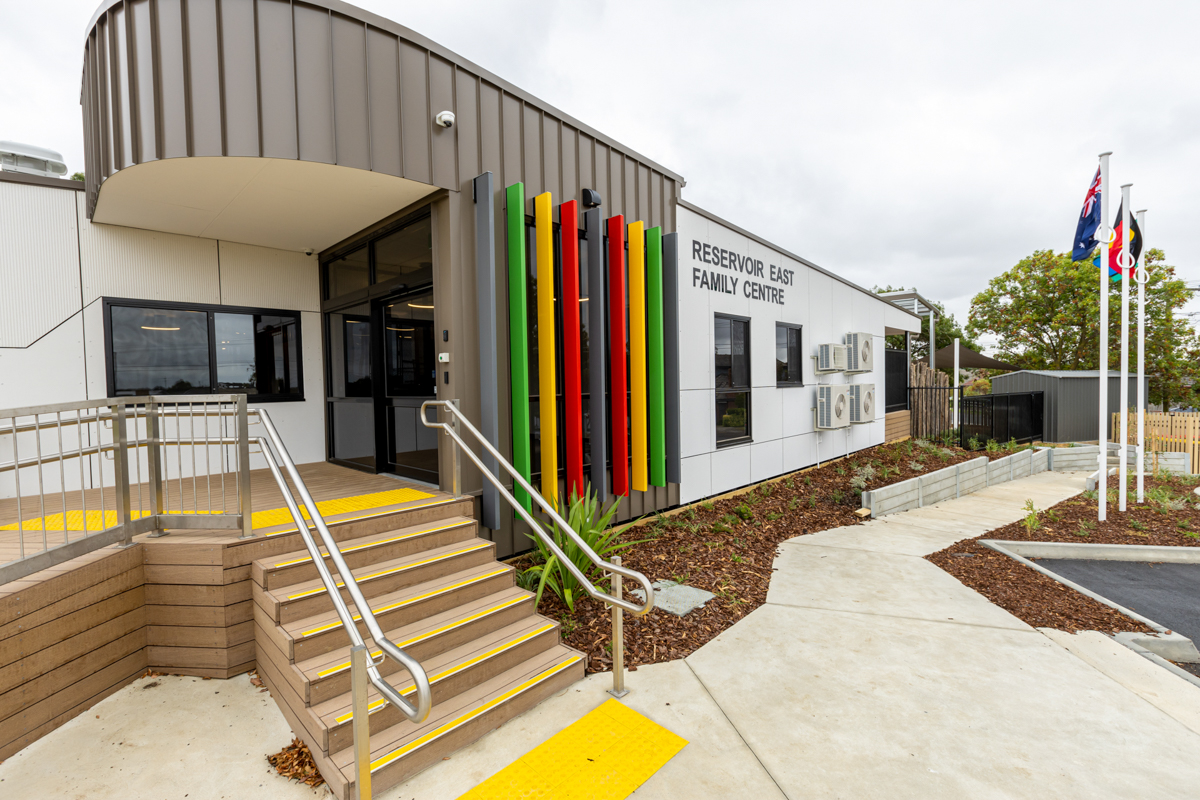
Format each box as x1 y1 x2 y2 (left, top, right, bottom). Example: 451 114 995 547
518 438 1025 674
927 474 1200 633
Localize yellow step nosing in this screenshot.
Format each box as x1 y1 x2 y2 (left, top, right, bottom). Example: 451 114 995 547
298 567 510 639
367 655 582 774
263 497 458 539
271 519 471 569
331 622 557 725
284 542 492 601
312 595 531 680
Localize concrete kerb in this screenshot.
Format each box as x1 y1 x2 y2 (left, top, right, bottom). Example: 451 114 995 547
980 539 1200 663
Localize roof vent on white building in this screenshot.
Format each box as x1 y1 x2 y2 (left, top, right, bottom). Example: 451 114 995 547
0 141 68 178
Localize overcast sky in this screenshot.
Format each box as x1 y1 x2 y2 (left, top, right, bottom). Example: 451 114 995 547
3 0 1198 349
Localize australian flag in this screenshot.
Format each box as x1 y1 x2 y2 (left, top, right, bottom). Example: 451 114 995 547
1072 167 1102 261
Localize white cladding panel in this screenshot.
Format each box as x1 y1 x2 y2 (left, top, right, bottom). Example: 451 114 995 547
218 241 321 312
0 182 82 347
675 203 901 499
77 194 221 306
0 312 88 410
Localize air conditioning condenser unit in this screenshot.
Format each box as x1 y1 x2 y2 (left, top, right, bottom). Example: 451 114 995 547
845 332 874 373
817 384 850 429
816 344 848 373
848 383 875 423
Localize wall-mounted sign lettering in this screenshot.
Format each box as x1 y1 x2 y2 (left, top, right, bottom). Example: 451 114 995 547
690 239 794 306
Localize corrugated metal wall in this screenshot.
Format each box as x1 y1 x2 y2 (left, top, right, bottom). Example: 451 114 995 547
992 372 1146 442
80 0 682 228
0 181 82 348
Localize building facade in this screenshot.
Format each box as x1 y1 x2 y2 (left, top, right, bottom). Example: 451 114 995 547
0 0 919 556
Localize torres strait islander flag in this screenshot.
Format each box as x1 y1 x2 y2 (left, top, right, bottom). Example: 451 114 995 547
1072 167 1103 262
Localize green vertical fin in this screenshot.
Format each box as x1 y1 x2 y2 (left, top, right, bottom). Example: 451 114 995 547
647 226 667 487
506 183 533 512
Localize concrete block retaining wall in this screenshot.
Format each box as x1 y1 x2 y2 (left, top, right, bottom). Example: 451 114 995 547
863 447 1050 517
1048 444 1192 475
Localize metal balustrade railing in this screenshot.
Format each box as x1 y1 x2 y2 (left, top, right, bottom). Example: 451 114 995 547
0 395 251 585
420 399 655 704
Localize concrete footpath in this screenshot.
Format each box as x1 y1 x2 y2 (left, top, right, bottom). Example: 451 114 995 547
5 470 1200 798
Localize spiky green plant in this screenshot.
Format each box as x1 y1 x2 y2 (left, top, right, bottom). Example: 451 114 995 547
520 488 644 613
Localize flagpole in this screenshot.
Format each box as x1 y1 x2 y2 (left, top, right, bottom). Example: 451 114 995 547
1136 208 1148 503
1118 184 1132 512
1097 151 1111 523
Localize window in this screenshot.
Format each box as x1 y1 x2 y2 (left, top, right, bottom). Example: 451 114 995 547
106 300 303 401
776 323 803 385
715 315 751 446
323 212 433 301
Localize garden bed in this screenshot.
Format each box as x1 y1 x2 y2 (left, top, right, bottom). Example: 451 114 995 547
927 474 1200 633
516 437 1022 674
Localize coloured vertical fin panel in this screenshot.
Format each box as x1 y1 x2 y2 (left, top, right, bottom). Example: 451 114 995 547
559 200 585 501
663 232 682 485
586 207 608 502
608 215 629 497
474 172 501 529
535 192 558 506
506 183 532 512
646 226 666 487
628 220 648 493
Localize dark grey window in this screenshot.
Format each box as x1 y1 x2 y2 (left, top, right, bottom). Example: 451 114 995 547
323 212 433 302
715 315 751 446
106 300 303 401
776 323 803 386
325 246 369 299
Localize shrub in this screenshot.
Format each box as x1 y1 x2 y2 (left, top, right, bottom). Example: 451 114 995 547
520 488 644 613
908 461 924 472
968 436 982 451
985 439 1000 452
734 503 754 521
1020 499 1041 533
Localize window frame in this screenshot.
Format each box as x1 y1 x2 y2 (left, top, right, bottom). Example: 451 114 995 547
775 322 804 387
321 208 434 307
714 313 752 448
102 297 305 403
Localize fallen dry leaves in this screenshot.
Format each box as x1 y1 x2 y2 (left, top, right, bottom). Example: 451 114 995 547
267 737 326 788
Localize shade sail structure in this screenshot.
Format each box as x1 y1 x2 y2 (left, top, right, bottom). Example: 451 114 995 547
933 343 1019 371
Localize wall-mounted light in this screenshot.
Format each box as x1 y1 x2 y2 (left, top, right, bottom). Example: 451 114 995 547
581 188 602 208
434 110 455 128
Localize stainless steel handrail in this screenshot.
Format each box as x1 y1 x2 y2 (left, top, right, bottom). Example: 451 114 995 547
252 409 432 725
419 400 655 617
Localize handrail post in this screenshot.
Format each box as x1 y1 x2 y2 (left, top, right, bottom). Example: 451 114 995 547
608 555 628 698
111 403 134 547
236 396 254 538
351 643 372 800
448 398 462 499
145 399 168 538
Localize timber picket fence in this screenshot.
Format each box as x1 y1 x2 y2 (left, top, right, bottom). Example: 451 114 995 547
1110 411 1200 474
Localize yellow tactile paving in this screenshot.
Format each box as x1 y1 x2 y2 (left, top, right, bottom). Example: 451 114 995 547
0 486 435 532
456 698 687 799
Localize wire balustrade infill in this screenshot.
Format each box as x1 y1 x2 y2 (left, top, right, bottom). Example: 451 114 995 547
0 395 251 584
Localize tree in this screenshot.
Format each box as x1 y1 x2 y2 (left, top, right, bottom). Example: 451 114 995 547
70 172 84 182
874 285 980 370
967 248 1200 408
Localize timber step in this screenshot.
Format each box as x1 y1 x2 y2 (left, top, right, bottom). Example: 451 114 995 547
252 504 585 799
253 516 478 590
256 538 498 625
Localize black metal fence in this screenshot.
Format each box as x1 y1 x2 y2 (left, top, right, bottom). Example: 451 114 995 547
885 350 908 412
908 388 1045 448
960 391 1044 449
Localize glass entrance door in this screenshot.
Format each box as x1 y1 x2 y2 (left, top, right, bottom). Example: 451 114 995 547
381 290 439 482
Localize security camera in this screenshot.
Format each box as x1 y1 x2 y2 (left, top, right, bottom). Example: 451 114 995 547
434 110 455 129
304 248 314 256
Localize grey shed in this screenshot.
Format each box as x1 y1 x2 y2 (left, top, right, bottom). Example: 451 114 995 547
990 370 1147 443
